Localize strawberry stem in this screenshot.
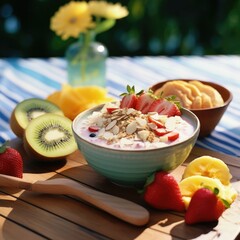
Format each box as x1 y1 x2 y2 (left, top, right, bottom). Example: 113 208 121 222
137 172 156 194
0 141 8 154
221 199 231 208
213 187 219 195
165 95 182 110
120 85 144 97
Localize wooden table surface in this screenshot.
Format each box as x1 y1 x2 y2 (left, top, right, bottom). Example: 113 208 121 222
0 138 240 240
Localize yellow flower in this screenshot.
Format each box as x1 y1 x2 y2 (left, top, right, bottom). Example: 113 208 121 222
50 1 95 40
88 1 129 19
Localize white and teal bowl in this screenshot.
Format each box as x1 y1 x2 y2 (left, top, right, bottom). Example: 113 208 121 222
72 104 200 187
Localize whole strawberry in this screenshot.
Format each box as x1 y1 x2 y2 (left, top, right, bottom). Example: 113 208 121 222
185 188 227 224
143 171 185 212
0 142 23 178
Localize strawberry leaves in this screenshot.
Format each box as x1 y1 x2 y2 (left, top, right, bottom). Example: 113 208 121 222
0 141 9 154
120 85 143 98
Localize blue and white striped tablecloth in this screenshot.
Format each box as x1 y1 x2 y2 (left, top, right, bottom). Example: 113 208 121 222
0 56 239 157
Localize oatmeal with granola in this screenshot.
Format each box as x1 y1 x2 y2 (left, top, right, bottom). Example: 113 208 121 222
78 98 194 150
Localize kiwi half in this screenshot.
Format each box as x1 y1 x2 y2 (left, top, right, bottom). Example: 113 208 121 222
23 113 77 161
10 98 64 138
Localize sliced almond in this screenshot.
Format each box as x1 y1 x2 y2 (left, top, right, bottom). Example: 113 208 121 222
96 117 104 127
111 125 120 135
136 117 147 127
126 121 137 135
116 115 126 121
160 135 168 142
105 120 117 130
138 130 150 142
103 131 114 140
119 138 133 148
127 108 136 115
148 122 157 130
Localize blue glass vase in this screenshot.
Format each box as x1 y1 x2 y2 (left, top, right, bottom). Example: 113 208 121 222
65 33 108 87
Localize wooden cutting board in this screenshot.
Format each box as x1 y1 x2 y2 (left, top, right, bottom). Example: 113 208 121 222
0 138 240 240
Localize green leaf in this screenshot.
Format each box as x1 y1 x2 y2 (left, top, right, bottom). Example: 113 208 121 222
213 187 219 195
127 85 132 93
120 85 136 96
0 141 8 154
94 19 116 34
221 199 231 208
138 171 156 194
165 95 182 109
136 89 144 96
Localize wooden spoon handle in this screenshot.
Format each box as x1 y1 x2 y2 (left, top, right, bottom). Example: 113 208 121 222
0 174 32 190
32 179 150 226
71 183 149 226
0 174 149 226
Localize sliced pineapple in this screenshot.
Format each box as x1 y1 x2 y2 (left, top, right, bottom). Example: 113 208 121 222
182 156 232 185
47 84 115 120
179 175 237 208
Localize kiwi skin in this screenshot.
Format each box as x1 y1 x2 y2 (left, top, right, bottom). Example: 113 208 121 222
23 137 70 161
10 98 64 138
23 113 78 161
10 112 24 138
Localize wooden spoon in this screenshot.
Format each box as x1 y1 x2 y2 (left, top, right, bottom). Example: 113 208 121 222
0 174 149 226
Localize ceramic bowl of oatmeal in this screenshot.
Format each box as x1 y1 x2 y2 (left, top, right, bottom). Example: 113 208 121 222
72 102 200 187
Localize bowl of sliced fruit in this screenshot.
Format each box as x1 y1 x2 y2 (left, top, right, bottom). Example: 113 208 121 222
151 79 233 137
72 86 200 187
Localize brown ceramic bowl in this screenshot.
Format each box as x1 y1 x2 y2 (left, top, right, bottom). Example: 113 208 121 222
150 79 233 138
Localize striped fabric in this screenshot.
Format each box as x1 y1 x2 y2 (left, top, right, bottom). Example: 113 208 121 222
0 56 239 156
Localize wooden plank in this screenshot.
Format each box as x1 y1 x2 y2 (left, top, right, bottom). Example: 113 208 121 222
185 146 240 167
5 138 240 240
0 191 108 240
0 214 45 240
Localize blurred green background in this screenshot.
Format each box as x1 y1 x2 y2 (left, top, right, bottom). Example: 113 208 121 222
1 0 240 57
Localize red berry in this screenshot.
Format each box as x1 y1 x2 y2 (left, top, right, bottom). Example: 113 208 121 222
144 171 185 212
149 99 181 116
185 188 226 224
106 107 118 114
120 94 137 109
154 128 169 136
120 85 140 109
167 132 179 141
135 93 155 114
148 116 165 128
88 126 99 132
0 143 23 178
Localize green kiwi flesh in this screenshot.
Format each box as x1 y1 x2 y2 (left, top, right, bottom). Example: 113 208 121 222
10 98 64 138
23 113 77 161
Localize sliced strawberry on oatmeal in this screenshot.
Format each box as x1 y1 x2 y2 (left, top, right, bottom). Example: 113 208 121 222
148 115 165 128
120 85 141 109
106 107 118 114
135 92 156 114
154 128 169 136
149 99 181 116
166 132 179 141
